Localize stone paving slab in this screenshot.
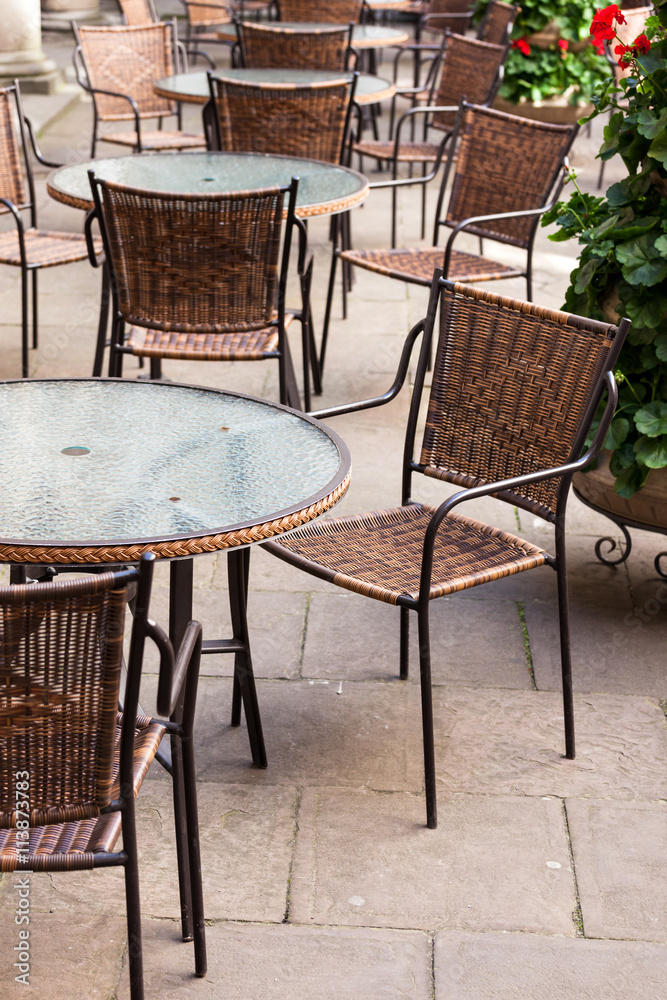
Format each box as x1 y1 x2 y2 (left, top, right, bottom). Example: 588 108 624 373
431 688 667 800
117 920 432 1000
434 931 667 1000
290 787 575 934
567 798 667 943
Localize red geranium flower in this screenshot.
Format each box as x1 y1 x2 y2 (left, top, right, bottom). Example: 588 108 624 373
511 37 530 55
558 39 569 51
592 40 606 55
633 33 651 55
614 33 651 69
590 4 626 42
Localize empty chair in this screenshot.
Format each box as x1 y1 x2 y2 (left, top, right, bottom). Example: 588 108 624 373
477 0 520 43
0 82 103 378
116 0 157 23
0 553 206 997
264 275 630 828
73 21 206 155
322 101 578 365
236 20 354 71
357 32 508 246
180 0 234 66
89 173 314 408
277 0 363 21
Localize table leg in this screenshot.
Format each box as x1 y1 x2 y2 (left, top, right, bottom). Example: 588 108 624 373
227 548 267 768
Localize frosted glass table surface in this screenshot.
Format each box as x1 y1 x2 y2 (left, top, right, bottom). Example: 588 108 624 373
0 380 349 559
154 69 395 105
216 22 410 46
47 151 369 218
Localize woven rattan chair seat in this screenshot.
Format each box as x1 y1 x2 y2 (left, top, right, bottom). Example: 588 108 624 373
0 717 165 873
0 229 103 268
354 139 441 162
269 503 547 605
339 246 523 286
125 313 295 360
103 130 205 150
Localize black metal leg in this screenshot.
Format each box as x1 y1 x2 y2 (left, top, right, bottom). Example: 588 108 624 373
555 521 575 760
417 601 437 829
92 262 111 377
21 267 29 379
399 606 410 680
181 727 207 975
122 803 145 1000
31 269 38 349
227 548 267 768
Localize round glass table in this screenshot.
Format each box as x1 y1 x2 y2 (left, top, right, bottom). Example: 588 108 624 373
47 150 369 219
0 378 351 768
154 68 396 106
216 22 410 47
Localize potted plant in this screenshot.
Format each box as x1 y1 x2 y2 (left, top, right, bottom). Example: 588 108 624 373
475 0 610 120
541 1 667 534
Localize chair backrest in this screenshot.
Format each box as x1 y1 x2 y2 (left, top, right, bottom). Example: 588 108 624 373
477 0 519 44
210 75 355 164
437 102 576 250
237 21 352 71
407 279 628 521
421 0 474 34
429 32 507 132
117 0 157 24
0 85 30 217
75 22 177 121
277 0 363 23
182 0 233 27
91 175 295 333
0 562 150 830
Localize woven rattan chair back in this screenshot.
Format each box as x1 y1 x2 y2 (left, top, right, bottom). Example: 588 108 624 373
439 102 576 250
422 0 474 33
477 0 519 44
277 0 362 22
0 571 130 831
429 32 506 132
413 281 621 521
76 22 177 121
182 0 233 27
211 76 354 163
237 21 351 70
94 180 288 333
0 88 28 214
117 0 157 24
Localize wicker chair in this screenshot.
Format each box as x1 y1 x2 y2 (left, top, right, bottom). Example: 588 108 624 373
236 21 354 71
358 32 508 247
265 275 631 829
73 21 206 156
116 0 157 23
88 174 314 409
0 553 206 996
0 82 103 378
322 102 578 367
477 0 520 43
277 0 363 21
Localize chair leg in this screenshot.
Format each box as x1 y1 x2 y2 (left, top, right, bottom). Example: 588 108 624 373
122 804 146 1000
227 548 268 768
180 732 207 976
320 234 340 376
31 269 38 349
92 262 111 377
417 601 437 829
21 266 29 378
555 522 575 759
399 606 410 679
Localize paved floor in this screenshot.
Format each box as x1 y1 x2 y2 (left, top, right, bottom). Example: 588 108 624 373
1 13 666 999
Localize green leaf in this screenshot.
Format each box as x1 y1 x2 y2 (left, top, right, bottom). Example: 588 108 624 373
639 344 660 370
624 293 667 329
648 132 667 170
636 109 667 140
655 234 667 254
573 257 599 295
634 401 667 437
613 461 649 497
605 417 629 450
616 235 667 287
634 434 667 468
655 333 667 362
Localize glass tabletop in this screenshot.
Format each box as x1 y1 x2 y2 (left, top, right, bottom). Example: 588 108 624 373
47 151 369 219
216 22 410 46
154 69 393 105
0 380 350 559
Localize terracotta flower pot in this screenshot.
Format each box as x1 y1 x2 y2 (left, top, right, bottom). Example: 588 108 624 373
493 92 593 125
573 450 667 531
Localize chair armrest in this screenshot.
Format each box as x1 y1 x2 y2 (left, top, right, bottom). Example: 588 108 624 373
441 202 557 272
365 105 454 190
23 116 62 169
84 205 104 268
0 197 27 266
155 618 203 720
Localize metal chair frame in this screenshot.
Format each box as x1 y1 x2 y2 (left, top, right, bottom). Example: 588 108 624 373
0 552 206 998
265 274 631 828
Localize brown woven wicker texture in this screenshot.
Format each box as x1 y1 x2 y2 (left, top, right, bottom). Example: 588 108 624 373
77 22 176 120
341 246 522 285
0 575 133 852
0 89 26 212
354 139 441 162
117 0 155 24
430 32 506 132
0 229 94 267
445 103 574 246
421 0 474 33
183 0 232 25
239 22 350 70
98 180 285 333
478 0 519 44
277 0 362 22
213 78 351 162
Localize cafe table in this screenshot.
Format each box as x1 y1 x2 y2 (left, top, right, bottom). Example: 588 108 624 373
154 67 396 107
0 377 351 768
215 22 410 48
